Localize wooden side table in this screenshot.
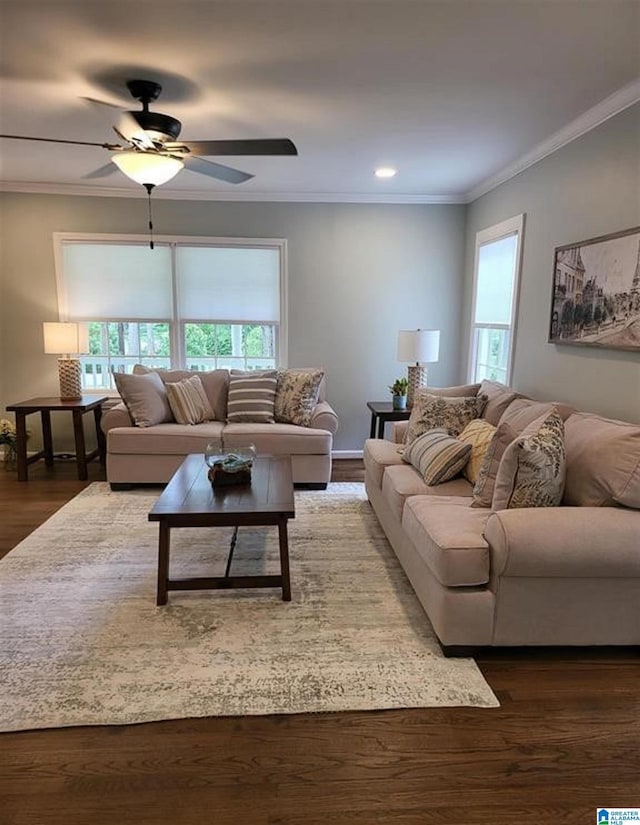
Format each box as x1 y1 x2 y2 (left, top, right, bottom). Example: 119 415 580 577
366 401 411 440
5 395 108 482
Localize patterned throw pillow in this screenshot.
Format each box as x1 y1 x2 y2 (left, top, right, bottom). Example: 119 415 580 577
113 370 174 428
402 429 472 486
275 369 324 427
227 370 277 423
165 375 214 425
491 409 566 510
405 392 488 444
457 419 497 484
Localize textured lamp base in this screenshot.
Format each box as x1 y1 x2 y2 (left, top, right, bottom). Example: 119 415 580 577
407 364 429 408
58 358 82 401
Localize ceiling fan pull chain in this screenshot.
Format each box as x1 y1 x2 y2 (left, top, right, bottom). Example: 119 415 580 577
144 183 155 250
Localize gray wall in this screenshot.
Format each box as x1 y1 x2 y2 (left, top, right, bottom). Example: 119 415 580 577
0 196 465 451
462 103 640 423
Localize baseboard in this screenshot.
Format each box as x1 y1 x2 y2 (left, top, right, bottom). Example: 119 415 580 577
332 450 363 459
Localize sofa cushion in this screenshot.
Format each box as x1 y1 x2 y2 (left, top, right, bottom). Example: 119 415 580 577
472 398 573 507
382 465 473 522
227 370 277 423
402 496 491 586
222 423 332 455
134 365 229 421
458 418 496 484
478 379 522 426
563 412 640 508
363 438 406 488
108 421 225 454
275 369 324 426
405 391 488 444
492 409 566 510
113 371 174 428
165 375 214 424
402 429 472 485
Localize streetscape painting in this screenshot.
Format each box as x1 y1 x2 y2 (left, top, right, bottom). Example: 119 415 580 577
548 226 640 352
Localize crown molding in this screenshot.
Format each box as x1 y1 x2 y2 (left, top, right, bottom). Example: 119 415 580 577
0 180 463 204
465 77 640 203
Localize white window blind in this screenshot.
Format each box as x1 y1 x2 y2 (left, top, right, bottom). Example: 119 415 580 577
175 246 280 322
61 243 173 320
474 234 518 325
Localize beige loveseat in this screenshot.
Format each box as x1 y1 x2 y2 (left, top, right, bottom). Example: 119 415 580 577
364 381 640 654
102 368 339 489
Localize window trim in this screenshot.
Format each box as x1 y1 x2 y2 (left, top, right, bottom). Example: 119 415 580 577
52 232 289 386
467 214 525 386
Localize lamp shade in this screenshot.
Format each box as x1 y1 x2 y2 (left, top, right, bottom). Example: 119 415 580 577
43 322 88 355
112 151 184 186
397 329 440 364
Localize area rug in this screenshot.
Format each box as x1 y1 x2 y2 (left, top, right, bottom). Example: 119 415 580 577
0 482 498 731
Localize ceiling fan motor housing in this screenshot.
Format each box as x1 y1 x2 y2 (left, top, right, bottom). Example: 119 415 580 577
129 110 182 142
126 80 181 142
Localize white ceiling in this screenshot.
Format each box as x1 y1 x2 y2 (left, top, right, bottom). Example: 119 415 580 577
1 0 639 202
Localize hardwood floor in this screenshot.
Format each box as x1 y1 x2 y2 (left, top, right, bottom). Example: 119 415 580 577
1 460 638 825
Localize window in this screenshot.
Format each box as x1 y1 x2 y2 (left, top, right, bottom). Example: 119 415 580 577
53 234 287 390
468 214 524 385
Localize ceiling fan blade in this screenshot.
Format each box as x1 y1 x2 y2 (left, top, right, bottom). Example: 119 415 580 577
83 162 117 179
183 156 254 184
82 95 123 111
0 134 120 149
167 138 297 157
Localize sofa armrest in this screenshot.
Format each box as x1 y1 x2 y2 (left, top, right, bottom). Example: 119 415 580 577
390 421 408 443
484 506 640 578
309 400 339 435
101 402 133 433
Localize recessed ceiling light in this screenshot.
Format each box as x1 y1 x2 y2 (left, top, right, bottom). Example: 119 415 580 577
375 167 397 179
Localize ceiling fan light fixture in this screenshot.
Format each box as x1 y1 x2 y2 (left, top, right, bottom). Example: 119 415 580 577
112 151 184 186
374 166 397 179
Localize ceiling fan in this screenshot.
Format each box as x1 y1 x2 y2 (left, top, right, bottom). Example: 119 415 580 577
1 79 297 246
0 78 298 188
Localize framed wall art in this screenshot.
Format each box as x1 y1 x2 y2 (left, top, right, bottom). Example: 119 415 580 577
548 225 640 352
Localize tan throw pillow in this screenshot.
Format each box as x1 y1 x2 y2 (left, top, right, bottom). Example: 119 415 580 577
134 365 229 421
227 370 277 423
405 392 488 444
113 371 174 428
492 409 566 510
402 429 472 485
458 419 497 484
478 379 521 426
165 375 214 425
472 399 573 508
275 369 325 427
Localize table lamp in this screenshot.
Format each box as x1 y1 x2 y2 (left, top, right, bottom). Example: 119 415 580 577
397 329 440 407
43 322 89 400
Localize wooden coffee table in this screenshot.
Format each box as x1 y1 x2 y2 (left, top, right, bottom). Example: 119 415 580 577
148 454 295 605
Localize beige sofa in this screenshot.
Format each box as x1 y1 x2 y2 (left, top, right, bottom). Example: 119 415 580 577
364 381 640 654
102 368 339 488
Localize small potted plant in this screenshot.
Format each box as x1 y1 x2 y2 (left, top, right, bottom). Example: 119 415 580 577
388 377 409 410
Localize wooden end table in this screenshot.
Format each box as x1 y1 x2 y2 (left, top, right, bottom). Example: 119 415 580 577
5 395 108 482
148 454 295 605
366 400 411 439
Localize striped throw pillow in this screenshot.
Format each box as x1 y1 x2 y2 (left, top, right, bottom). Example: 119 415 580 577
165 375 214 425
227 370 277 423
402 428 472 486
